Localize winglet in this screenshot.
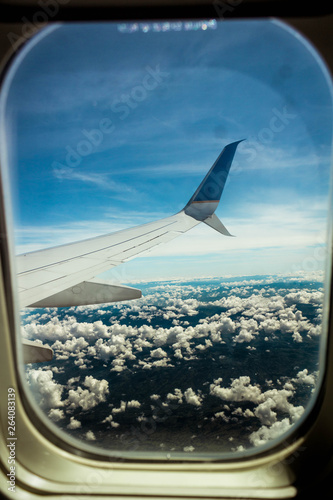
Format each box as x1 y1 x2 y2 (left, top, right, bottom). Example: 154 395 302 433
204 213 235 237
185 140 243 212
184 140 243 231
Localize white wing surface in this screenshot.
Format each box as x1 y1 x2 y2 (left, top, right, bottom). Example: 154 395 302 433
17 212 199 308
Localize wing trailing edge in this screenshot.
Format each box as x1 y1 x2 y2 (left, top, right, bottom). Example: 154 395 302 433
29 280 142 308
22 339 53 363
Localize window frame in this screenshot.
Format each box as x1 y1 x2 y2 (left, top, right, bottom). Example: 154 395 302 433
0 2 333 499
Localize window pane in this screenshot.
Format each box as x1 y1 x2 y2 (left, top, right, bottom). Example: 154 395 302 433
1 19 332 457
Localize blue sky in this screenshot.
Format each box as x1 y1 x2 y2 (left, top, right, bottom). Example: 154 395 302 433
2 19 333 281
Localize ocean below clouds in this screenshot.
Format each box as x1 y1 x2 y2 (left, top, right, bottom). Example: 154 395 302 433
22 274 323 456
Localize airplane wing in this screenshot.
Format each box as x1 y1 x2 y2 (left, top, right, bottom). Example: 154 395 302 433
18 140 242 361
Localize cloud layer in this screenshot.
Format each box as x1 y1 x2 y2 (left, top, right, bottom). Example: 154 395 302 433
23 274 323 454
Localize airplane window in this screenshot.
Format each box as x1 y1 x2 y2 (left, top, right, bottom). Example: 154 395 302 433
1 19 332 458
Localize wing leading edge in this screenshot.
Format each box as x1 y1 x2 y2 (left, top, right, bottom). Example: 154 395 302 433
18 141 242 361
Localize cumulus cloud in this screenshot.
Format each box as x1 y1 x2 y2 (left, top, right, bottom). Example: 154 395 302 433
85 430 96 440
23 280 323 389
233 318 259 343
249 419 292 447
165 298 199 317
150 347 167 359
48 408 65 421
26 369 64 410
184 388 202 406
284 290 323 306
23 276 323 452
52 336 89 357
210 374 308 446
66 376 109 411
67 416 82 429
92 334 135 364
205 286 323 345
214 411 230 423
111 358 126 372
150 394 160 401
210 376 262 404
22 317 68 342
102 414 120 428
127 400 141 408
112 401 127 414
166 389 183 404
254 399 277 426
294 369 317 386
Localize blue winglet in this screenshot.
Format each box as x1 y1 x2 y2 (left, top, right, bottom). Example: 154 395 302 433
185 140 243 206
184 140 243 228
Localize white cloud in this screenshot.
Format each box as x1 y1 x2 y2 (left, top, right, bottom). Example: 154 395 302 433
249 418 292 447
184 388 202 407
174 348 183 359
150 394 160 401
66 376 109 411
254 398 277 426
292 331 303 343
112 401 127 414
259 317 280 334
48 408 65 421
183 446 195 452
210 376 262 404
22 317 68 342
67 416 82 429
294 369 317 386
308 325 322 337
127 400 141 408
262 388 293 413
26 369 64 410
111 358 126 372
102 414 120 428
150 347 168 359
52 336 89 355
233 329 255 343
214 411 230 423
284 290 323 306
23 277 322 453
68 376 80 386
85 430 96 440
209 373 306 446
167 298 199 316
166 389 183 404
289 405 304 423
